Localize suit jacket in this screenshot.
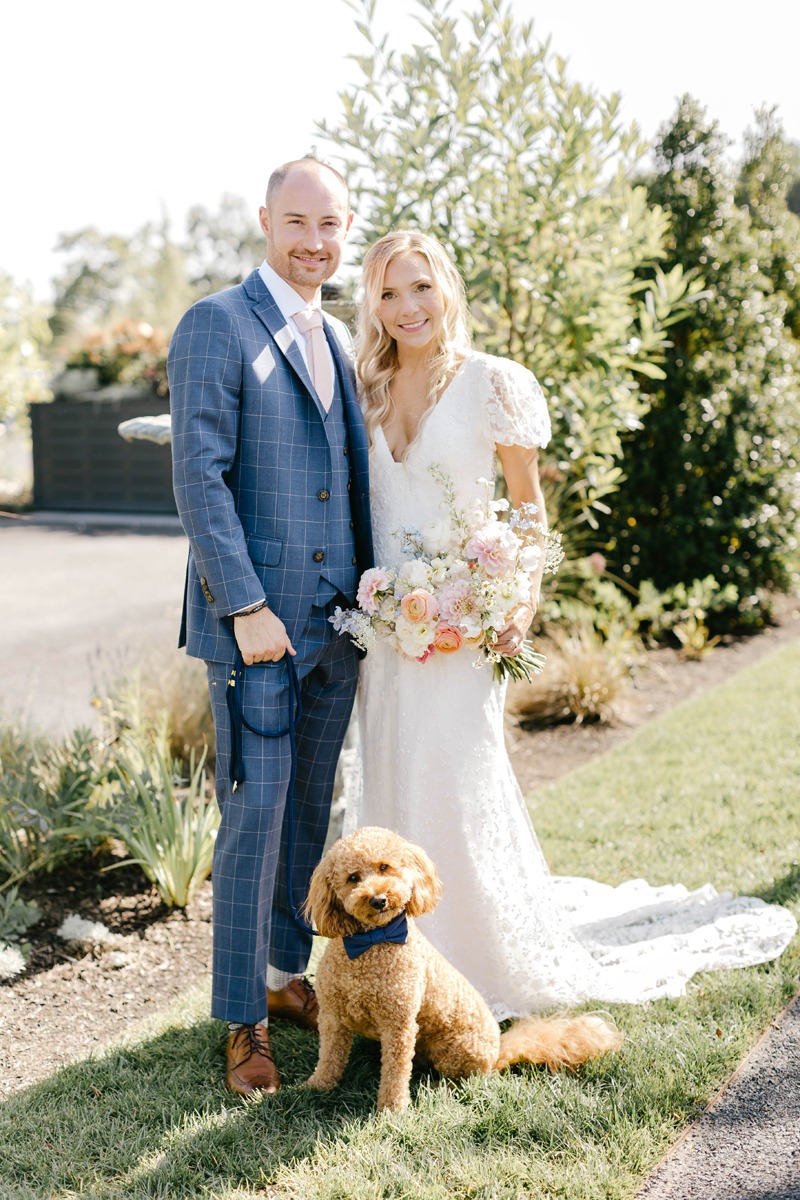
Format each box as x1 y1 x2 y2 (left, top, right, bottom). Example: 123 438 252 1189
168 269 373 664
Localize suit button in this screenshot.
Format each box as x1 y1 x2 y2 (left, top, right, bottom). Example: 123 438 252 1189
200 576 215 603
352 556 358 565
343 447 348 456
313 550 325 563
317 489 330 501
349 520 354 529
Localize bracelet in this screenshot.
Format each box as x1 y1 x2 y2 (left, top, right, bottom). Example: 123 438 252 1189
233 599 269 618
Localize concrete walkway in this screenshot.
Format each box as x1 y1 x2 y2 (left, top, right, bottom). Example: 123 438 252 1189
639 992 800 1199
1 511 188 736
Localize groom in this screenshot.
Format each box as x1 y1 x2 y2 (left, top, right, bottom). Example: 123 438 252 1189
168 159 372 1095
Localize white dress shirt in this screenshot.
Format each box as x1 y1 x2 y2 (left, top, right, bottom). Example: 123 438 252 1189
258 260 334 379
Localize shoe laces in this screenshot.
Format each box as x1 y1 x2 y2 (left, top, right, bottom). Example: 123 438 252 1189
235 1024 275 1063
296 976 318 1013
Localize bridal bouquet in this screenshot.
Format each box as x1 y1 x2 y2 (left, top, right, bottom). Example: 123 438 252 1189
330 466 563 681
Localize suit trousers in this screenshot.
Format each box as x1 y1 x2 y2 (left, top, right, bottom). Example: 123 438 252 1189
206 598 359 1024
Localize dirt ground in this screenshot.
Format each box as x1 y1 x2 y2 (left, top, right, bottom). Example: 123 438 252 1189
2 595 799 1102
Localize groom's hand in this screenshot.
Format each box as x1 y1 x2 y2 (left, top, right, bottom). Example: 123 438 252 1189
234 607 296 665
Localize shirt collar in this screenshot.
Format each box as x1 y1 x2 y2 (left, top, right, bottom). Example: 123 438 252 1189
258 260 320 323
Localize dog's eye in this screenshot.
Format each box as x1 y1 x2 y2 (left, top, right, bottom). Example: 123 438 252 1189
347 873 360 884
378 863 389 873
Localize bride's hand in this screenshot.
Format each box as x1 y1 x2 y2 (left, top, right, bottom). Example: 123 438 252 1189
494 602 536 656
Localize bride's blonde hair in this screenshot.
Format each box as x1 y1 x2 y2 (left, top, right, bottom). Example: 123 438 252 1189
357 231 471 456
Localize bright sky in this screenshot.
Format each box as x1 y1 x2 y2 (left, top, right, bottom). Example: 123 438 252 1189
5 0 799 300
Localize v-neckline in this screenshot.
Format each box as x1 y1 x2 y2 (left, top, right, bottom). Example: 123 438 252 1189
378 354 471 464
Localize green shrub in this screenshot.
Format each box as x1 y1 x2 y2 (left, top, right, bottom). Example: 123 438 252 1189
95 656 214 777
0 726 113 887
321 0 703 548
106 731 218 909
509 621 639 726
608 96 800 601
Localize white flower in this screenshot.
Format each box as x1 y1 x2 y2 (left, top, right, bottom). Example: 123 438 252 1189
396 559 430 592
394 614 435 658
519 543 543 572
57 914 115 945
0 941 26 980
421 519 456 557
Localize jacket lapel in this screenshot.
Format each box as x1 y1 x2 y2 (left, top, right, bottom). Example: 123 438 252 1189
243 270 324 414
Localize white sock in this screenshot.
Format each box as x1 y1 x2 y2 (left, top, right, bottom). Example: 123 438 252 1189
267 966 300 991
227 1017 267 1031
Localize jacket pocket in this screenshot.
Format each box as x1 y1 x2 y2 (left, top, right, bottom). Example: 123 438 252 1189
248 536 283 567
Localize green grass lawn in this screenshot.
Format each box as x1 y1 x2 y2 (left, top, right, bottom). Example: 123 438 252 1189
3 639 799 1199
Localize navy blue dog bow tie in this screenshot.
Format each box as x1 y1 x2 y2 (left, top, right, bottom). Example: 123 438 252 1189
342 911 409 960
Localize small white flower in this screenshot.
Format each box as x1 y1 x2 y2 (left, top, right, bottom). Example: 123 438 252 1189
421 519 456 557
394 615 435 658
397 559 430 592
0 941 26 980
519 544 543 572
57 914 115 945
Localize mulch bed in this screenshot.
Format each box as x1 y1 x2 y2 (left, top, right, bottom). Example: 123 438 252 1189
2 596 798 1101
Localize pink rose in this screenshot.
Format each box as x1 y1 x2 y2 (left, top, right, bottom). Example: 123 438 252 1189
400 588 439 624
357 566 393 615
433 624 464 654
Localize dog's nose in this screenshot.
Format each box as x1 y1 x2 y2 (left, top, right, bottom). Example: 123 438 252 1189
369 894 388 911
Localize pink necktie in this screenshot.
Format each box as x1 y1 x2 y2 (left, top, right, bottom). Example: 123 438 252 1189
294 308 334 411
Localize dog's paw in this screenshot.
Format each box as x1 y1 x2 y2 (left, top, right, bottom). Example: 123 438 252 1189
304 1072 338 1091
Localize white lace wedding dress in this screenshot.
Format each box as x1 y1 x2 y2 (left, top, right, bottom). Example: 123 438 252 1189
344 350 797 1019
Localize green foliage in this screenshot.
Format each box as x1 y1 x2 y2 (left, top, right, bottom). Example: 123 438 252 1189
184 192 266 297
509 619 639 725
737 106 800 339
320 0 704 545
0 726 112 887
50 195 265 350
50 217 195 344
95 656 215 777
633 576 740 656
0 272 52 427
0 884 40 943
107 732 218 909
608 96 800 602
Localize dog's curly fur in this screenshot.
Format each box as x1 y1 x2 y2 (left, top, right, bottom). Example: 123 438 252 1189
305 826 623 1112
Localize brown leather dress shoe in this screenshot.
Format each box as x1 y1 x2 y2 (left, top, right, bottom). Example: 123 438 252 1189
226 1023 280 1096
267 976 319 1032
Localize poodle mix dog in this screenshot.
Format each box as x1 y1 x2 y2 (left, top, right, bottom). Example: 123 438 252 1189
305 826 622 1112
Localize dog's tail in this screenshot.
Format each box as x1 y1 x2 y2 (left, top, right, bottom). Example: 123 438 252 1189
495 1014 622 1072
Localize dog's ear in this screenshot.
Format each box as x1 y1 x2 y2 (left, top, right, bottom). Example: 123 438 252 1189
305 857 355 938
404 843 443 917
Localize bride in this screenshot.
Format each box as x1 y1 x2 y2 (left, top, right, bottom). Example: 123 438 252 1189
342 229 796 1020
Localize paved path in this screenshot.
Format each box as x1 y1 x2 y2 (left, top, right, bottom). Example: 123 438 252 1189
1 512 188 736
639 992 800 1199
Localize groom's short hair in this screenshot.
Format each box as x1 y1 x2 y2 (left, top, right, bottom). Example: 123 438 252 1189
266 158 349 213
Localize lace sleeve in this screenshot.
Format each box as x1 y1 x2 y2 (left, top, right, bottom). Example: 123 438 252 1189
485 356 552 449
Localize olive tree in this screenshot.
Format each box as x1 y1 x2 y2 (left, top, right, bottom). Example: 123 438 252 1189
318 0 702 540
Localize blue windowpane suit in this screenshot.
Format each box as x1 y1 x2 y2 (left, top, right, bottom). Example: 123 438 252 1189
168 269 372 1023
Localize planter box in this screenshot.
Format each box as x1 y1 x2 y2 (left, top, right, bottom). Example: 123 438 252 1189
30 387 176 514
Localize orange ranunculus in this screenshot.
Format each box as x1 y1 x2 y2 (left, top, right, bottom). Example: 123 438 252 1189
400 589 439 624
433 624 464 654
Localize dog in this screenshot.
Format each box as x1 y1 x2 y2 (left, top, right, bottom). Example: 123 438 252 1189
304 826 622 1112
